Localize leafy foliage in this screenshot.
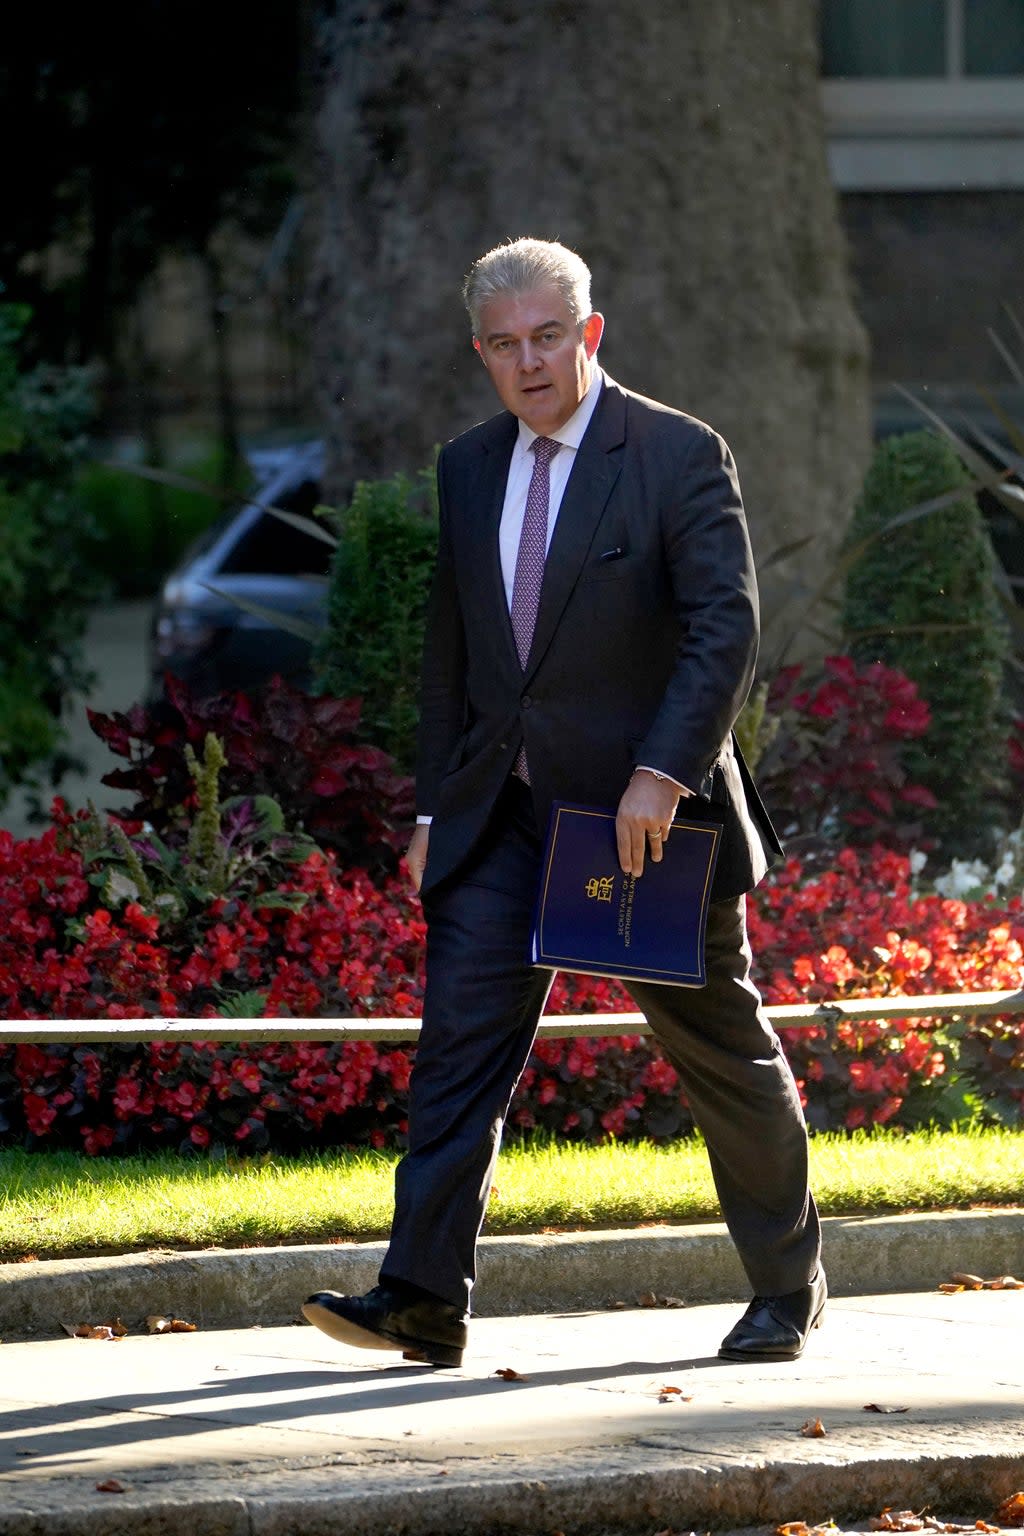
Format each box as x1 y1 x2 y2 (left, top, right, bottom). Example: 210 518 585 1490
313 467 439 770
754 654 938 859
88 674 414 875
76 441 251 598
842 431 1010 852
0 303 99 810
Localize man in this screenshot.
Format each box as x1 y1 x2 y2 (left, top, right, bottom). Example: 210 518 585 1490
304 237 824 1369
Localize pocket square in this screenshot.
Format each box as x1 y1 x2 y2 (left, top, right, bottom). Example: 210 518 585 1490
598 546 627 562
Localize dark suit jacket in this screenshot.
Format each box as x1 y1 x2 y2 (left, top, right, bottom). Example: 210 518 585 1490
416 372 783 900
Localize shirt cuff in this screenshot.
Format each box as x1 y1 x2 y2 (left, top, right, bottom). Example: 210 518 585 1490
635 764 694 795
416 814 433 825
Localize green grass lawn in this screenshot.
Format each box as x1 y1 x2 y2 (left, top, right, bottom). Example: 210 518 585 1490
1 1125 1021 1262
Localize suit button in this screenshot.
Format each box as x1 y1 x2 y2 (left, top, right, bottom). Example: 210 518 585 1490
521 695 532 709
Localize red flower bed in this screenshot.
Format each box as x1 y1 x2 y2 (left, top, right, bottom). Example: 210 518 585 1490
1 813 1021 1152
757 655 938 853
750 846 1024 1130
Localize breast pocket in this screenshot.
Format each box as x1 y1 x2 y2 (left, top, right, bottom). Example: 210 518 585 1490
578 553 639 585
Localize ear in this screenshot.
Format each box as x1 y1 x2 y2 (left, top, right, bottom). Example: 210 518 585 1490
582 312 605 358
473 337 485 362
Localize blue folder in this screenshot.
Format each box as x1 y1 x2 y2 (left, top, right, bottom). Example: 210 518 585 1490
530 801 722 987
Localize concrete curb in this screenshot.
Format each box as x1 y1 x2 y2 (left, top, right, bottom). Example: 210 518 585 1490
3 1448 1023 1536
2 1207 1022 1338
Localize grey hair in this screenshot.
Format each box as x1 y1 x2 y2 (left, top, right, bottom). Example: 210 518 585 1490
463 238 593 335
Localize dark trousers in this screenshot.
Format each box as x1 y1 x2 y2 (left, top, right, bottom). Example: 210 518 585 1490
381 783 821 1312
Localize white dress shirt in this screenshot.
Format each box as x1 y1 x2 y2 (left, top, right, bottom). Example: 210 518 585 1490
497 366 604 606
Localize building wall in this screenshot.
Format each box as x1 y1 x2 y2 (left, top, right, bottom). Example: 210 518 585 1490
839 189 1024 388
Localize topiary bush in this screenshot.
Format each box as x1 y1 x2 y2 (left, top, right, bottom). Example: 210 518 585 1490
313 466 438 771
842 430 1010 853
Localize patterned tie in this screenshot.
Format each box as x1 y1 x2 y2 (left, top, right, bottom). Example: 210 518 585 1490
510 435 560 783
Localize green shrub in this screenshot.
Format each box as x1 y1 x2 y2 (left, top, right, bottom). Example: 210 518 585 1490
0 302 99 811
313 466 438 770
842 430 1009 853
77 440 250 599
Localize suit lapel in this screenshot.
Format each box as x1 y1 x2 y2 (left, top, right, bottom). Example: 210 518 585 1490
464 412 520 673
524 377 626 681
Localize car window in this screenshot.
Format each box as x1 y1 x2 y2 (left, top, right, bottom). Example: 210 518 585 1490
219 480 333 576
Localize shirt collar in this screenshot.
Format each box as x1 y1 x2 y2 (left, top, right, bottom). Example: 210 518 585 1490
516 365 603 454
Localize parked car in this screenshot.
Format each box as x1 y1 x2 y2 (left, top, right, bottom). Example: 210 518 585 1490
149 440 330 698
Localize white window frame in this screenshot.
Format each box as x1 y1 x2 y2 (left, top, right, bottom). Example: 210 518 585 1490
821 0 1024 191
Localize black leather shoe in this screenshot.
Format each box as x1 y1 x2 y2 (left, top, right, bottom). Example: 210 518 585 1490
718 1266 827 1362
302 1282 467 1368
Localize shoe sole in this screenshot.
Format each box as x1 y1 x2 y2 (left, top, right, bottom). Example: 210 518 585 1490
717 1300 826 1363
301 1300 463 1368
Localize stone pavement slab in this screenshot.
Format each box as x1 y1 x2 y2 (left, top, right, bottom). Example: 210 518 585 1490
0 1291 1022 1536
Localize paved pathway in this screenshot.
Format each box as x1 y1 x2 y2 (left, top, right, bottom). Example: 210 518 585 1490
2 1290 1022 1536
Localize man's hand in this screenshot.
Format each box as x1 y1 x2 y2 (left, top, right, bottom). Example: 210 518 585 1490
615 770 690 877
405 824 430 894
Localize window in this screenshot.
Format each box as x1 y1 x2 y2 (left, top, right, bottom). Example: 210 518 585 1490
822 0 1024 79
821 0 1024 189
220 480 333 577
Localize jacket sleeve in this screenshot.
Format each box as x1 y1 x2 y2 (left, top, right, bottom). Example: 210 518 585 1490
414 445 469 816
638 426 759 791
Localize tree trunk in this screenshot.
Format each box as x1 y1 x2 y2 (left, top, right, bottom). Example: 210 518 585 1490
309 0 870 652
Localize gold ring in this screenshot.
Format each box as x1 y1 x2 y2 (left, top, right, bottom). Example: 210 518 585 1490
649 829 663 839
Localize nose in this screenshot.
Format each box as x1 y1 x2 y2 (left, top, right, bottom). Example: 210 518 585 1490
519 339 542 371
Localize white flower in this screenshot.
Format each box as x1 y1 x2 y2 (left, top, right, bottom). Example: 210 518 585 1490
993 856 1015 889
908 848 927 877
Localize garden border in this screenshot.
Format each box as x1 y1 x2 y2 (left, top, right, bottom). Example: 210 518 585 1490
2 987 1023 1043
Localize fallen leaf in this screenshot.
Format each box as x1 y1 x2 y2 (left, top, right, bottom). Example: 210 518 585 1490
63 1323 124 1341
146 1315 197 1334
776 1524 838 1536
95 1479 128 1494
943 1272 1024 1292
864 1403 910 1414
973 1522 1001 1532
494 1367 528 1381
637 1291 685 1309
995 1492 1024 1527
799 1417 827 1437
659 1384 684 1395
608 1300 628 1310
938 1284 965 1295
871 1509 927 1531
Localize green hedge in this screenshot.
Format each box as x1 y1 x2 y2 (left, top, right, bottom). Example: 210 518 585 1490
0 303 99 809
842 430 1009 853
313 466 438 771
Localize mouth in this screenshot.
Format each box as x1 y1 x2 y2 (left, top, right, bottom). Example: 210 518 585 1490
522 382 551 395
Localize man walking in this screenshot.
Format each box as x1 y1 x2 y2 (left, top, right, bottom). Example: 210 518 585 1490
304 237 823 1368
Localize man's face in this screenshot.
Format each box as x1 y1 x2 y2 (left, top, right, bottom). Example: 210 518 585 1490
473 285 604 436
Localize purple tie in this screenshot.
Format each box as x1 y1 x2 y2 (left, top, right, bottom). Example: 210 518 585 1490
510 435 560 783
